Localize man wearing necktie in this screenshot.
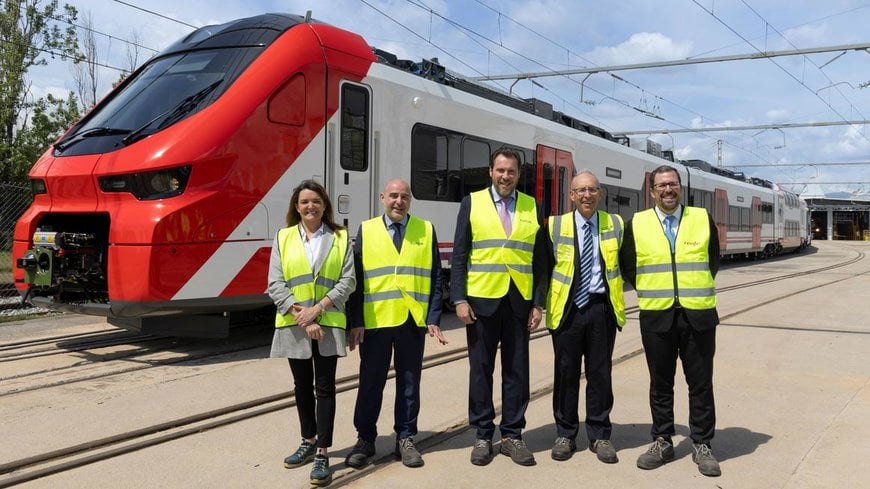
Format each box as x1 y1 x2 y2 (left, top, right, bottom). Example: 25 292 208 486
451 147 547 466
346 179 448 469
544 170 625 464
619 165 722 477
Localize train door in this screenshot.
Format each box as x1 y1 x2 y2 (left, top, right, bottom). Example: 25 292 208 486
536 144 573 219
328 80 374 232
714 188 728 251
751 196 761 250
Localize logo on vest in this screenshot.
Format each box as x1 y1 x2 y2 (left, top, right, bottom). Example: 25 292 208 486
683 240 701 247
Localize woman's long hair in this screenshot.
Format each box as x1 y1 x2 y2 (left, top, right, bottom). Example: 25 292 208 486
285 180 344 231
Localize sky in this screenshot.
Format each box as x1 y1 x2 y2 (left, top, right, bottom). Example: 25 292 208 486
27 0 870 198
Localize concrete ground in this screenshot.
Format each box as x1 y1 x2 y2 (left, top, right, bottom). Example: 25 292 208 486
6 240 870 488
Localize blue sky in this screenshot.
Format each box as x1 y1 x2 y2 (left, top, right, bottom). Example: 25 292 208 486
29 0 870 197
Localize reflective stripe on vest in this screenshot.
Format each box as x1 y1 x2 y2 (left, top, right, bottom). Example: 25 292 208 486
467 189 539 300
633 207 717 311
361 215 433 329
274 226 348 328
545 211 626 329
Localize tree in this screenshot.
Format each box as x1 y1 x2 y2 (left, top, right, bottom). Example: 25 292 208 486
71 10 97 110
10 92 79 181
0 0 78 182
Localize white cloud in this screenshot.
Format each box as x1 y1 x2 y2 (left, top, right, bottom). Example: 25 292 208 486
587 32 693 66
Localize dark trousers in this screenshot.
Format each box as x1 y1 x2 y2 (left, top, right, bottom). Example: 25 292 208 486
353 316 426 442
288 341 338 448
641 310 716 445
551 298 617 441
466 298 530 440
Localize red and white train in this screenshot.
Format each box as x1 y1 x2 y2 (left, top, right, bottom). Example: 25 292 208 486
13 13 809 336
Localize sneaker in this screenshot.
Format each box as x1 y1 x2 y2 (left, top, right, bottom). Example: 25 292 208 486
636 436 674 470
692 443 722 477
283 440 316 468
309 455 332 486
470 439 493 466
500 437 536 466
345 438 376 469
395 437 424 468
550 437 577 461
590 439 619 464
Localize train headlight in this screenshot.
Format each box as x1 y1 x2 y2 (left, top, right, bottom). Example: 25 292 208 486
30 179 47 195
99 165 191 200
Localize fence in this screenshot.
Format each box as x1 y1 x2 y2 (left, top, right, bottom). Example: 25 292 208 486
1 183 33 298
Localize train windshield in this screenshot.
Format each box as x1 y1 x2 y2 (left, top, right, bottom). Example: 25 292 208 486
55 47 262 156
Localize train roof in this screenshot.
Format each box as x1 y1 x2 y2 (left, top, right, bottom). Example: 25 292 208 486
372 47 787 194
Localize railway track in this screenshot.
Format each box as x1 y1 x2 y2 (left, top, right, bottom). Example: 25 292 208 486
0 247 864 487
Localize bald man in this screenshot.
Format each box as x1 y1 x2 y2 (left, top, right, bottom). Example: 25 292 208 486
345 179 447 469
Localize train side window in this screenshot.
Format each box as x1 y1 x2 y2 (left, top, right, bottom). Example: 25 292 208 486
460 138 492 196
740 207 750 231
340 83 369 171
729 205 739 231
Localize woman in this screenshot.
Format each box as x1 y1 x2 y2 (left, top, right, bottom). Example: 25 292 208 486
268 180 355 486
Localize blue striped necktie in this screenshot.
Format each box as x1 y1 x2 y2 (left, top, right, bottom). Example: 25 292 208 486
664 215 676 252
574 221 593 309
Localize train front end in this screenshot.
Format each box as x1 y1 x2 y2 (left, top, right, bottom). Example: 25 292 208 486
12 13 371 336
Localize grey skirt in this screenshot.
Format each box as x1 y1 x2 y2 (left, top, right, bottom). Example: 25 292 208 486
269 325 348 359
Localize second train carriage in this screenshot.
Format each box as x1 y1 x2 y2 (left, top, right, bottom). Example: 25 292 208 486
13 13 808 337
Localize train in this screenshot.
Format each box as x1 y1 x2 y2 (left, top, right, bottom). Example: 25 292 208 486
13 13 810 337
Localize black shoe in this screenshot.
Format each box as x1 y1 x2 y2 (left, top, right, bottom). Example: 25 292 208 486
590 439 619 464
692 443 722 477
395 437 424 468
309 455 332 486
636 436 674 470
500 437 536 466
345 438 376 469
283 440 316 468
470 439 493 466
550 437 577 461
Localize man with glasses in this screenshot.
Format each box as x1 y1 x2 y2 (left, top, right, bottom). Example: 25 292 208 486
545 170 626 464
619 165 722 477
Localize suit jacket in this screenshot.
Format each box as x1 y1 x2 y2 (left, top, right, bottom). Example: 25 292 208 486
348 215 443 328
267 224 356 316
450 192 548 318
545 210 620 331
619 207 720 332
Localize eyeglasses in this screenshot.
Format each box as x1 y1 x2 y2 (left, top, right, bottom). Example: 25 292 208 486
653 182 680 191
571 187 600 195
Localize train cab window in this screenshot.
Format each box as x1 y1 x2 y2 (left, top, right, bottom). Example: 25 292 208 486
340 83 370 171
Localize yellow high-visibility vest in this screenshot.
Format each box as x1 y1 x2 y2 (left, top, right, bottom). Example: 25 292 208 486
632 207 716 311
467 189 539 300
274 226 348 328
545 211 625 329
361 215 434 329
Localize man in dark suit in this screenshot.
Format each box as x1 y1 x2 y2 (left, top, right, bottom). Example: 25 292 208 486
545 170 625 464
451 147 547 467
619 165 722 477
345 179 447 469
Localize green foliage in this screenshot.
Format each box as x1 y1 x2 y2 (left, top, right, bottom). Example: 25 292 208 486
0 0 79 183
8 92 80 181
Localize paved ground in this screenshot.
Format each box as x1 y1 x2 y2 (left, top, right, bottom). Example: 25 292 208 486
6 240 870 488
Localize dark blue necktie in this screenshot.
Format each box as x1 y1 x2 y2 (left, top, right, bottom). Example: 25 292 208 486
664 215 676 252
391 222 403 253
574 222 593 309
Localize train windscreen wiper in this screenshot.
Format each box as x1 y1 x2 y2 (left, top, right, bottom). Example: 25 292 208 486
122 79 223 146
54 127 131 152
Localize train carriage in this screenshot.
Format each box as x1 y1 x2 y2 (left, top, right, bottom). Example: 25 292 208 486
13 13 807 337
